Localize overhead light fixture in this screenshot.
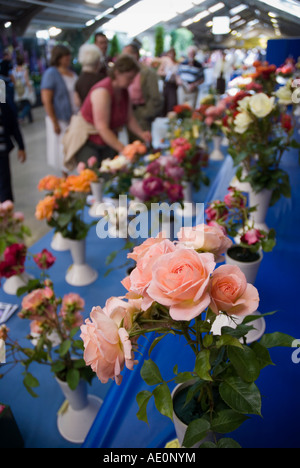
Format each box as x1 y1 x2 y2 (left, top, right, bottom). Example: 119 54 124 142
229 4 247 15
36 30 49 40
193 10 210 22
114 0 131 8
209 3 225 13
230 15 241 22
4 21 11 28
49 26 62 37
182 18 194 27
268 12 277 18
85 0 104 4
85 19 95 26
234 19 246 27
206 21 213 27
231 30 238 35
212 16 230 34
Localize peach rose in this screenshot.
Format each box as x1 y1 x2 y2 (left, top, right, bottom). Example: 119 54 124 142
38 175 63 192
210 265 259 317
104 296 142 330
146 249 216 321
35 196 57 221
127 232 167 263
122 239 176 310
80 306 136 385
177 223 232 259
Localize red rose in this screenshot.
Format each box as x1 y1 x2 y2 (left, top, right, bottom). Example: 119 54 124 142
281 114 293 133
0 243 27 278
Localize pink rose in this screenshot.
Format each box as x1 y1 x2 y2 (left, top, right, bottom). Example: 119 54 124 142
20 287 56 323
1 200 14 212
205 116 214 126
177 224 232 258
224 187 245 208
165 182 184 202
130 180 147 201
122 239 176 310
13 211 25 222
210 264 260 317
143 176 164 199
127 233 167 262
77 162 86 173
87 156 98 168
146 249 216 321
80 306 136 385
33 249 56 269
241 229 264 246
104 296 142 330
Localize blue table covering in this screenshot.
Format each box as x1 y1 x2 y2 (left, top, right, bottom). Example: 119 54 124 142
0 158 222 448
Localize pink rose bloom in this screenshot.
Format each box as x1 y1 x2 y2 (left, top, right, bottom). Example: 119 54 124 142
146 160 161 176
224 188 245 208
30 320 43 335
80 306 136 385
165 182 184 202
87 156 98 167
127 232 167 262
207 220 227 235
143 176 164 198
241 229 264 246
122 239 176 310
210 264 260 317
20 287 56 322
146 249 215 321
205 116 214 126
177 224 232 258
33 248 56 269
130 180 147 201
77 162 86 173
1 200 14 212
13 211 25 222
104 296 142 331
165 164 185 181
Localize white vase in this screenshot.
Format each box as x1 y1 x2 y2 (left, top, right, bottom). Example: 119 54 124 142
249 188 272 232
225 248 263 285
2 272 34 295
88 180 104 218
211 311 266 344
56 378 102 444
172 381 217 448
51 232 69 252
210 135 224 161
65 238 98 287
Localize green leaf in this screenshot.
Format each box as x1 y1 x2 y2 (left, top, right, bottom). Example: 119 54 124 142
216 335 243 349
148 334 167 356
250 342 274 369
73 359 87 369
153 383 173 420
227 345 261 383
211 409 248 434
66 368 80 390
51 361 66 374
59 339 71 357
23 372 40 388
195 349 212 381
140 359 163 386
216 438 242 448
105 250 118 266
260 332 295 348
175 372 194 384
136 390 152 424
219 377 262 416
182 418 211 448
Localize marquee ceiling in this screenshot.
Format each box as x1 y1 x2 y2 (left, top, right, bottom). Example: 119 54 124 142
0 0 299 47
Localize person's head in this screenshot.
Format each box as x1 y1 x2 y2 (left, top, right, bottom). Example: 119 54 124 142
109 54 140 88
94 33 109 56
167 48 176 61
16 55 25 66
122 43 140 61
187 45 197 60
50 44 72 68
78 43 102 70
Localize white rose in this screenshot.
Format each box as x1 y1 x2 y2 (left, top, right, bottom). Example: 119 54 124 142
237 96 251 112
249 93 275 118
275 86 293 105
110 155 129 170
234 112 253 134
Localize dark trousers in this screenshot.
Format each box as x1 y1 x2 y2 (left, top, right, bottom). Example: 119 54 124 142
0 151 13 202
18 100 33 123
75 140 117 165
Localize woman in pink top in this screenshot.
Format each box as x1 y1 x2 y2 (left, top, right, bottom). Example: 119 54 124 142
76 55 152 164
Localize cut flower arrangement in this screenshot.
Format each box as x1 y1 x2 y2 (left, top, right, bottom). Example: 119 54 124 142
206 187 276 262
0 200 31 256
80 225 295 448
223 90 300 205
0 279 94 396
35 170 98 240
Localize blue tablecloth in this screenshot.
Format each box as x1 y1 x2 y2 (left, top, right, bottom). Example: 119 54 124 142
0 159 223 448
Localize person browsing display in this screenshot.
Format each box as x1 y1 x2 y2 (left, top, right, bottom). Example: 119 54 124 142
75 54 152 165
